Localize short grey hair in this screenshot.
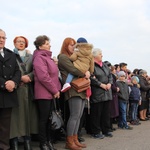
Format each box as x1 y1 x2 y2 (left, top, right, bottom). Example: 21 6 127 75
92 48 102 57
139 69 147 75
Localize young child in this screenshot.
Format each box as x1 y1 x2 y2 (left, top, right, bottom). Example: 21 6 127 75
61 37 94 92
129 76 141 125
116 71 133 130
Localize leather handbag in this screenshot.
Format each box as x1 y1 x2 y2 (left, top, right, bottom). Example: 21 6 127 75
71 78 90 92
49 99 64 130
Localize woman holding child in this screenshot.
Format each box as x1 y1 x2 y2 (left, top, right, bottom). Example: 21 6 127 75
58 37 89 150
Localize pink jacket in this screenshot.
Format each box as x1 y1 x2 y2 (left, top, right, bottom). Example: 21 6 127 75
33 49 61 100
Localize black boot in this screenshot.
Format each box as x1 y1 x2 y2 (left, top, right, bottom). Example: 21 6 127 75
40 143 50 150
10 138 18 150
47 141 57 150
24 140 32 150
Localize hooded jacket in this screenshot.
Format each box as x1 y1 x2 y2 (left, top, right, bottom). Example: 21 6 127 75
33 49 61 100
70 43 94 74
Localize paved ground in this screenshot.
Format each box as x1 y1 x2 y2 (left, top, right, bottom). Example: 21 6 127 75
19 120 150 150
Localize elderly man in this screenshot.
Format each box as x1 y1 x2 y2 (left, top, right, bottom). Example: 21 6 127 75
0 29 21 150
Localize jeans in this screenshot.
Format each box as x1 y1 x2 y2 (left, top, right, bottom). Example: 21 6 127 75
118 100 128 128
130 102 138 121
66 73 74 83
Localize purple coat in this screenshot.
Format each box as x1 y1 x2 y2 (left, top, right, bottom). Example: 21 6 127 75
33 49 61 100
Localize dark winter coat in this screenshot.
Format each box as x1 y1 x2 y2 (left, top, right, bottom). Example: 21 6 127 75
58 54 86 101
90 62 113 103
0 48 21 108
110 73 119 118
139 75 150 101
116 80 129 102
129 84 141 103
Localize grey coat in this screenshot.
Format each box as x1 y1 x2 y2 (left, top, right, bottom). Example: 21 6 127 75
10 52 39 139
90 62 113 103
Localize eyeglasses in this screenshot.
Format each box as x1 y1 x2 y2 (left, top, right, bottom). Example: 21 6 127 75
0 36 7 40
120 75 125 77
16 41 26 44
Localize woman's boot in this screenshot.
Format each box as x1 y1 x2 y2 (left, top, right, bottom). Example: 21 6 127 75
24 139 32 150
47 141 57 150
65 136 82 150
39 142 50 150
10 138 18 150
73 135 86 148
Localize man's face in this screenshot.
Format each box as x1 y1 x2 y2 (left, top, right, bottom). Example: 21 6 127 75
0 30 6 49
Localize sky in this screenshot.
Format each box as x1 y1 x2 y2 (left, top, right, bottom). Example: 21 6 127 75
1 0 150 74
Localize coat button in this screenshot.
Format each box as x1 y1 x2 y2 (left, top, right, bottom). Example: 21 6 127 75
4 75 7 78
10 75 12 78
3 65 5 67
1 85 4 88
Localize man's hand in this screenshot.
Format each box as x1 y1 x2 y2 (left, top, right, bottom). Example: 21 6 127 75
5 80 15 92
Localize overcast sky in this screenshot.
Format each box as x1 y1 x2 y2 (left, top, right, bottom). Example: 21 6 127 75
1 0 150 74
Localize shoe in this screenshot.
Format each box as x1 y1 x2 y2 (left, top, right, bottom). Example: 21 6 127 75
10 138 18 150
140 118 146 121
47 141 57 150
130 120 140 125
124 125 133 130
39 143 49 150
24 140 32 150
78 137 85 142
61 83 71 92
118 126 124 129
91 134 105 139
104 132 113 137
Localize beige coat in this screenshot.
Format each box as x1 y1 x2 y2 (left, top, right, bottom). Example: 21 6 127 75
70 43 94 74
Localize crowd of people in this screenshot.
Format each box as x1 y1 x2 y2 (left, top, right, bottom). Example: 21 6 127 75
0 28 150 150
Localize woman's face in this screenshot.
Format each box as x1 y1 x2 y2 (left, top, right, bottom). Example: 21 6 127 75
14 37 26 50
95 52 103 62
39 40 51 51
68 40 75 54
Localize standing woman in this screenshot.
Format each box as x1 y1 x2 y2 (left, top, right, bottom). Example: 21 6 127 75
90 48 113 138
138 70 150 121
58 37 88 150
10 36 38 150
33 35 61 150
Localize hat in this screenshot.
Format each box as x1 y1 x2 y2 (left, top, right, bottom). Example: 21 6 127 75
117 71 126 78
131 76 139 83
77 37 88 43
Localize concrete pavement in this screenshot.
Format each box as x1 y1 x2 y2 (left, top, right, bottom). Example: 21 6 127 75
19 120 150 150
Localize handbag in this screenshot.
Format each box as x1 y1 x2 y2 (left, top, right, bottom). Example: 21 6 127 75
71 78 90 92
49 99 64 130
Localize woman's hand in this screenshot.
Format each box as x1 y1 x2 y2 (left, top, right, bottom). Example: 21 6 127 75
21 75 31 83
54 91 60 99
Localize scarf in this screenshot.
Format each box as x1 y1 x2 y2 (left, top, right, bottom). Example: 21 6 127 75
14 48 26 62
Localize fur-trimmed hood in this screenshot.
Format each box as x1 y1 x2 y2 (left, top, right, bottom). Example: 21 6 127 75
75 43 93 56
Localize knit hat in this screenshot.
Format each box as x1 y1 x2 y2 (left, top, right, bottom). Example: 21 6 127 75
77 37 88 43
118 71 126 78
131 76 139 83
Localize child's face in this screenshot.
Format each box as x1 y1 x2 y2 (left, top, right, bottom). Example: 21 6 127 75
119 75 126 81
132 79 138 84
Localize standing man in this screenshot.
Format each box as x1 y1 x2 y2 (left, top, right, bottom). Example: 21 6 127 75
0 29 21 150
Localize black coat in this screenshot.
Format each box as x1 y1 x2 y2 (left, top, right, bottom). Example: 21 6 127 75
90 62 112 103
0 47 21 108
